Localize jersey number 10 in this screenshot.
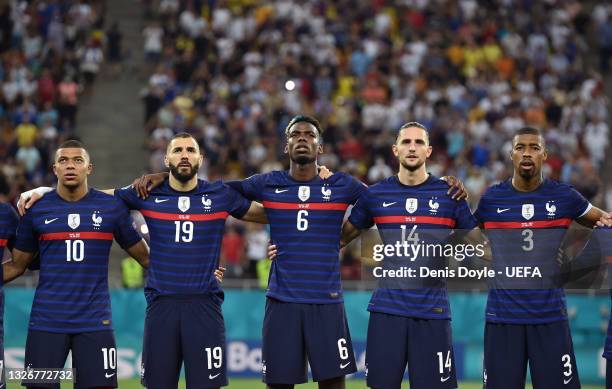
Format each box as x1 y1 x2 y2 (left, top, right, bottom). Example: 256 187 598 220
65 240 84 262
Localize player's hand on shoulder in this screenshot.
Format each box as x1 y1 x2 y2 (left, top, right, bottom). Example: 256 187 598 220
132 172 168 199
318 165 333 180
268 243 277 260
441 175 468 200
18 187 51 216
596 211 612 228
214 266 226 283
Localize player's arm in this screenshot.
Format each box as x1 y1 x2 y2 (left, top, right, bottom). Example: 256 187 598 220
341 220 363 248
454 227 492 261
239 202 268 224
576 206 612 228
19 186 116 215
3 248 35 283
123 239 150 269
268 221 365 260
132 172 169 198
440 175 468 200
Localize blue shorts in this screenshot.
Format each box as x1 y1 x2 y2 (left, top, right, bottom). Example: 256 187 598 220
262 298 356 384
141 294 226 389
483 321 580 389
366 312 457 389
23 330 117 389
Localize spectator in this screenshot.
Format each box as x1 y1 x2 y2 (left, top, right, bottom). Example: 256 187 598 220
245 224 269 278
221 225 246 278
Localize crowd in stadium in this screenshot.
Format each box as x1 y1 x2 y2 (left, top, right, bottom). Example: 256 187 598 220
1 1 611 279
137 0 612 277
0 0 111 203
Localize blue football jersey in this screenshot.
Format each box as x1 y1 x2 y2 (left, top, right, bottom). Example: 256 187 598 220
0 203 18 287
228 171 366 303
14 190 141 333
475 179 591 324
115 180 251 303
349 175 477 319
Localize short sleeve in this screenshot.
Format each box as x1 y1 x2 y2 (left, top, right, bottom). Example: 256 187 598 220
226 174 265 202
348 191 374 230
225 185 252 219
5 205 19 249
113 201 142 249
454 199 478 229
567 186 591 220
474 194 489 224
114 186 142 210
347 176 368 205
14 209 38 253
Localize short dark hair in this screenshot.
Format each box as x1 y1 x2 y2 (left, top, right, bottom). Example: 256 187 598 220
56 139 90 161
284 115 323 138
396 121 430 144
171 132 195 142
166 132 201 153
515 126 542 137
513 126 545 146
58 139 86 149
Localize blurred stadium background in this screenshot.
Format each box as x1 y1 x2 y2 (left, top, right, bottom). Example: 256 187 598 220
2 0 612 387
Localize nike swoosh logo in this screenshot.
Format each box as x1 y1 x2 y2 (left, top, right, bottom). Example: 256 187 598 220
340 361 351 369
155 198 169 203
564 377 573 385
441 376 451 382
382 202 397 207
44 218 58 224
105 373 115 378
496 208 510 213
209 373 221 379
275 189 289 193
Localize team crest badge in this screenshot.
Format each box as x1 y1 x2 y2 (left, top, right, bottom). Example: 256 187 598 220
178 196 190 212
428 198 439 214
298 186 310 202
522 204 534 220
321 186 332 201
545 201 556 217
92 211 102 229
405 198 418 214
202 196 212 210
68 214 80 230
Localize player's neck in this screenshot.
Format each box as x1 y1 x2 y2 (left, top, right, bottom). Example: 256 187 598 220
397 166 428 186
511 174 544 192
169 174 198 192
289 162 318 182
56 183 89 202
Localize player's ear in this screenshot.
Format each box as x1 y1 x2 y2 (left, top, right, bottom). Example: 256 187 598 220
317 143 323 155
164 154 169 168
426 145 432 158
198 153 204 166
86 162 93 175
392 143 399 158
284 142 289 154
